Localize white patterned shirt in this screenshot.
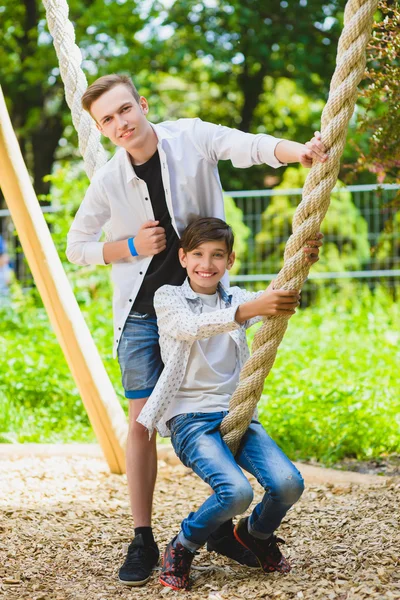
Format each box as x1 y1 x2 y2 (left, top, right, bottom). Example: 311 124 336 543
137 278 264 437
66 118 284 357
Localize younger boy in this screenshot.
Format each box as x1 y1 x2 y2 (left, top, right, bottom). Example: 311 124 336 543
137 217 322 590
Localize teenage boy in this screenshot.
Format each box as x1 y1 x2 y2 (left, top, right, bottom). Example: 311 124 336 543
137 217 322 590
66 73 327 586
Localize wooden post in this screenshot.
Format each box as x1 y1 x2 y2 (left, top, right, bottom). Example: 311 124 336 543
0 86 128 474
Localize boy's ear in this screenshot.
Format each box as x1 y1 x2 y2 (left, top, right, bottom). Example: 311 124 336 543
139 96 149 115
95 121 107 137
227 251 235 271
178 247 187 268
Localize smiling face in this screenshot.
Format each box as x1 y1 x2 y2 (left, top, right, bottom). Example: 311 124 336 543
179 241 235 295
90 84 154 155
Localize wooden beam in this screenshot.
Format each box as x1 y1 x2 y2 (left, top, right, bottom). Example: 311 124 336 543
0 86 128 474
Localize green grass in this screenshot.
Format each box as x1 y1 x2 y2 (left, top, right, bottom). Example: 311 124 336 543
253 286 400 463
0 285 399 463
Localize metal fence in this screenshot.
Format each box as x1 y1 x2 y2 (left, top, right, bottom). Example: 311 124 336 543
0 205 60 288
227 183 400 301
1 184 399 301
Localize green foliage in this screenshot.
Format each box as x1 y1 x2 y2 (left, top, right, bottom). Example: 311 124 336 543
251 285 400 464
255 166 370 275
1 283 399 464
152 0 341 117
254 77 325 146
373 208 400 269
224 195 250 274
350 0 400 184
0 280 124 443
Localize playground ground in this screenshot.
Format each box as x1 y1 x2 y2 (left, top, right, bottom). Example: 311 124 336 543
0 445 399 600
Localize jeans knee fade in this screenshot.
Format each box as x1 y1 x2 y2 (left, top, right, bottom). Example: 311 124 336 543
270 472 305 506
217 479 254 517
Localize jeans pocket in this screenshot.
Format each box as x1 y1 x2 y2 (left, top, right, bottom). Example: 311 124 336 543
168 413 193 436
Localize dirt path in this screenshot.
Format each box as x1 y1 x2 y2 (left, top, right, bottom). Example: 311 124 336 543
0 451 399 600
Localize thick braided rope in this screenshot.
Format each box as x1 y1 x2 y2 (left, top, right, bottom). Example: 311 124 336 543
42 0 108 178
221 0 379 454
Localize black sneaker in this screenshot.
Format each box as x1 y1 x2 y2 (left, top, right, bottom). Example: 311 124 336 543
159 537 196 591
234 517 291 573
118 534 159 586
207 523 259 568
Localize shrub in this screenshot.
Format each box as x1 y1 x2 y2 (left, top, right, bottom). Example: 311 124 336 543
254 166 370 277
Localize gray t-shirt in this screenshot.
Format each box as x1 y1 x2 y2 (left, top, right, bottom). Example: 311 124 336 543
164 291 239 422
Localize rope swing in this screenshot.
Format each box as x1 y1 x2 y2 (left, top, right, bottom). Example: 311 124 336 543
221 0 379 454
42 0 108 179
43 0 379 455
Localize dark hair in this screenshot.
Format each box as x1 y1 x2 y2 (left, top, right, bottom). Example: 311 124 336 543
82 74 141 113
180 217 234 254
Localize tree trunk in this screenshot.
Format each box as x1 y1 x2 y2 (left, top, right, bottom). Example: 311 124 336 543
32 115 65 198
238 67 267 133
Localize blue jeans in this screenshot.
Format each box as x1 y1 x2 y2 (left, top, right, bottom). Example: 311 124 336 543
169 412 304 549
117 311 163 399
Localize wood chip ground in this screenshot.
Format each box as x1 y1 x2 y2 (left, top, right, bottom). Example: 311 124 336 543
0 455 399 600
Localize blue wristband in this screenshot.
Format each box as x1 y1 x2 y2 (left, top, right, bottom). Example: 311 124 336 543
128 237 138 257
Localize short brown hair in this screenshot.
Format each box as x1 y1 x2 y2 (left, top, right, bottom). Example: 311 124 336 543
81 74 140 113
180 217 234 255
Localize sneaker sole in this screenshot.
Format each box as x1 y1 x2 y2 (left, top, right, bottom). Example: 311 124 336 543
118 575 152 587
159 576 188 591
233 527 290 574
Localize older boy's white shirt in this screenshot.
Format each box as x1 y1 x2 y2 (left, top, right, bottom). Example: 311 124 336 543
136 278 264 438
66 118 285 356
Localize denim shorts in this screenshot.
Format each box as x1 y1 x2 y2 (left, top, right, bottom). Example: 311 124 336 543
117 311 163 399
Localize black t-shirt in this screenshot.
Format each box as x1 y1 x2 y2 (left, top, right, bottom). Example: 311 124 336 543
132 151 186 315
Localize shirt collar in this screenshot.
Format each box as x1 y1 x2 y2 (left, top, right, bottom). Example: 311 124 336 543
182 277 232 305
122 122 172 184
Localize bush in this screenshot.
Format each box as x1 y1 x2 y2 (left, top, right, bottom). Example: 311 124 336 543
0 281 125 443
373 208 400 270
251 285 400 464
254 166 370 275
1 283 399 464
224 195 251 274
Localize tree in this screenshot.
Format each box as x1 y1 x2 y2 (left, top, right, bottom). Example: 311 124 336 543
348 0 400 184
150 0 342 132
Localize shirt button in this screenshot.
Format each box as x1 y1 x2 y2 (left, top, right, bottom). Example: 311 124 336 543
145 197 149 201
140 271 143 275
118 327 121 331
129 299 132 302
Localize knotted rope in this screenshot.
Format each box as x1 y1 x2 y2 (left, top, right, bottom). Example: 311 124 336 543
220 0 379 454
42 0 108 179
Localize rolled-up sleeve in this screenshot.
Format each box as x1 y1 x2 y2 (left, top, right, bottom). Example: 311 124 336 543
191 118 286 169
154 287 240 342
66 178 110 266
